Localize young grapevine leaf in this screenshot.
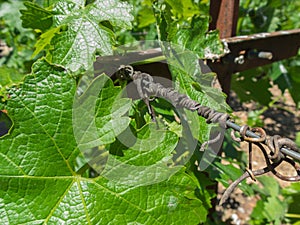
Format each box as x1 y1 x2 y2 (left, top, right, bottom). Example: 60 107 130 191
153 1 224 60
20 2 54 32
153 1 228 147
0 59 209 224
170 16 225 60
20 0 134 72
31 27 61 59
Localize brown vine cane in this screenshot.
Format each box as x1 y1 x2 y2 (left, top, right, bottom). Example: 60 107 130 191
117 65 300 206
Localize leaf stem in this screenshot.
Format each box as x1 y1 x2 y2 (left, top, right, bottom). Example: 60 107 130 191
285 213 300 219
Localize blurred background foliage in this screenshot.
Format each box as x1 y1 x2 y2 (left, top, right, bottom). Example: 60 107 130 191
233 0 300 109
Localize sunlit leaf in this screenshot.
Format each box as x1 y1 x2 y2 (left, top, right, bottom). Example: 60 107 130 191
20 0 134 72
0 59 208 224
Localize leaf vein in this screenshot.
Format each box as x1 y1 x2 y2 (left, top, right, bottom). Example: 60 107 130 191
12 88 74 175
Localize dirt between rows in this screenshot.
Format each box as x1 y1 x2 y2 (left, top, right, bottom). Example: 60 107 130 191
216 84 300 224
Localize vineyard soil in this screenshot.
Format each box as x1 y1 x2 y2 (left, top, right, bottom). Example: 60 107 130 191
217 83 300 224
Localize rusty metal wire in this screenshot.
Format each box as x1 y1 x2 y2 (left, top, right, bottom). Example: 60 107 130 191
117 65 300 206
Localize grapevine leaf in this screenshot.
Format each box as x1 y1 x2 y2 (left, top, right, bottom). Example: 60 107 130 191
50 0 133 71
137 7 156 28
153 1 224 60
231 69 272 105
0 1 37 74
154 0 228 110
153 1 228 173
100 123 180 186
0 66 24 99
170 16 225 59
0 0 26 32
210 161 254 196
249 176 288 224
0 59 208 224
20 0 133 72
20 1 54 32
158 47 227 145
282 183 300 216
32 27 61 58
49 19 114 72
263 196 287 222
0 60 79 177
251 197 287 224
73 74 132 150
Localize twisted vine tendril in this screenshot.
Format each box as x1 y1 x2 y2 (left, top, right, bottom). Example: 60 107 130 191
117 65 300 205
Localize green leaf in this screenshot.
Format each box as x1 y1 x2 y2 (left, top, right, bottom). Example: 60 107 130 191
0 66 25 96
211 161 254 196
263 196 287 222
153 0 227 110
0 0 26 32
296 132 300 147
0 0 37 73
250 199 266 222
158 48 227 148
283 183 300 216
73 73 131 150
32 27 61 58
20 1 54 32
255 176 281 197
0 60 78 176
49 20 114 72
50 0 133 71
250 195 287 225
0 59 208 224
137 6 156 28
170 16 224 59
231 68 272 106
154 1 224 60
153 1 228 173
21 0 133 72
249 176 288 224
100 123 181 186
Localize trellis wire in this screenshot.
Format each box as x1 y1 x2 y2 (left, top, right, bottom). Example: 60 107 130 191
117 65 300 205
